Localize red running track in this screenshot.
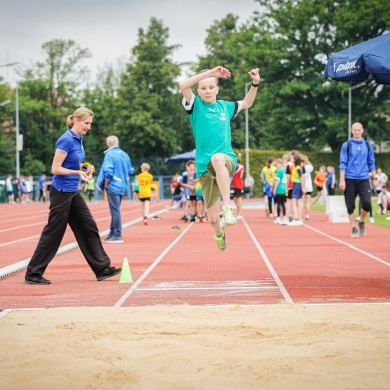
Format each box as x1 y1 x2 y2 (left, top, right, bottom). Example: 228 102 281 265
0 199 389 309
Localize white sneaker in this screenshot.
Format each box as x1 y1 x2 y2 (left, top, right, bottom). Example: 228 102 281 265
287 219 300 226
236 215 243 220
369 217 375 223
386 216 390 221
281 217 288 225
220 206 237 226
273 217 281 224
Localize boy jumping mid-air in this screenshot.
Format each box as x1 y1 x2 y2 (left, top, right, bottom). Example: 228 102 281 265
179 66 261 250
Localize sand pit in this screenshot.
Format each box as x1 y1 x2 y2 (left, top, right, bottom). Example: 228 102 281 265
1 303 390 389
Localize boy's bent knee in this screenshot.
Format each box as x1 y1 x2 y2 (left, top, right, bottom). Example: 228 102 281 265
211 153 226 166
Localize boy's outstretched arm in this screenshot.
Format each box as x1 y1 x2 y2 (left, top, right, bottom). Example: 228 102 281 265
242 68 261 110
179 66 231 102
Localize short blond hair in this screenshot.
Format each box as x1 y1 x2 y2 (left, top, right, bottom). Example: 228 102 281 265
141 163 150 172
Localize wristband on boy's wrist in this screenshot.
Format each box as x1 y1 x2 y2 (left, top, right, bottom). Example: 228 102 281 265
251 82 259 87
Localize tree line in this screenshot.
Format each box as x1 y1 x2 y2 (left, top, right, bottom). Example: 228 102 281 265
0 0 389 177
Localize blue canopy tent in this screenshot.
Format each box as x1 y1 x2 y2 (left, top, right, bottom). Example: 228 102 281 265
324 33 390 138
324 33 390 84
165 150 196 163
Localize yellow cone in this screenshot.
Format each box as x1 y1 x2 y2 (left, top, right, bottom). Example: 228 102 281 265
119 257 133 283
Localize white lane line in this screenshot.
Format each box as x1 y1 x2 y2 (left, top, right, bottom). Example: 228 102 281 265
1 302 390 319
304 224 390 267
136 286 278 291
0 207 170 279
113 223 194 308
0 203 163 236
0 309 13 319
0 222 47 233
242 218 294 304
0 234 41 247
137 280 278 291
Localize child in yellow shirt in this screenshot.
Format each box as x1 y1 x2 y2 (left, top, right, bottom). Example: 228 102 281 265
138 163 153 225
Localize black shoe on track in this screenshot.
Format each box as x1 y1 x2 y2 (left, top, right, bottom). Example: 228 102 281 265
25 275 51 285
96 266 122 281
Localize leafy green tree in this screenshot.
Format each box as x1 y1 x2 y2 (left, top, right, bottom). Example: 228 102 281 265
0 79 15 174
116 18 181 159
34 39 92 108
195 1 389 152
15 39 93 174
22 151 46 176
195 13 273 151
82 65 122 170
252 0 390 151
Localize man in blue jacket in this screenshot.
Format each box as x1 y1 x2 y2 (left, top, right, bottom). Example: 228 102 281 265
98 135 133 243
339 122 377 238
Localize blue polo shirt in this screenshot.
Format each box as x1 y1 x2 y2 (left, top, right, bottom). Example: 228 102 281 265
51 129 85 192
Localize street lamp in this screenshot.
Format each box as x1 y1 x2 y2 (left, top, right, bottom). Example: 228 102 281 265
244 82 252 178
15 84 22 178
15 78 42 178
0 62 20 177
0 99 11 107
348 83 366 139
0 62 19 68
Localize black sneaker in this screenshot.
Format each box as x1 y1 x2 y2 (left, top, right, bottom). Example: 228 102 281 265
25 275 51 285
351 227 359 238
96 266 122 281
358 221 366 236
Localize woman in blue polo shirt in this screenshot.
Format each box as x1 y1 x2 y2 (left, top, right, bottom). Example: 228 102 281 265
25 107 121 284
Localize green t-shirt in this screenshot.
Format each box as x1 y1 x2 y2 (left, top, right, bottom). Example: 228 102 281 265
275 167 287 195
182 95 238 177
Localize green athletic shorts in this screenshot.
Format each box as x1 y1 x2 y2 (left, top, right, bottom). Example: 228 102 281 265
198 155 235 209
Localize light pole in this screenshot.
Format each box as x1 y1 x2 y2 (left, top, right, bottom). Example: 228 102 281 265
244 82 252 178
348 83 366 139
0 62 20 177
15 84 21 178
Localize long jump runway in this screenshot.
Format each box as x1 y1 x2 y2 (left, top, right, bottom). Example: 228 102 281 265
0 199 389 310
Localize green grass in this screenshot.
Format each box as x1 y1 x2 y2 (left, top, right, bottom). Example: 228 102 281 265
310 201 390 229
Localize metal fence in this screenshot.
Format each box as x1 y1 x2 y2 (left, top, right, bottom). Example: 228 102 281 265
0 175 175 203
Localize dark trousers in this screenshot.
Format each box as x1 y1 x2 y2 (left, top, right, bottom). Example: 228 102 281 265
26 187 110 277
344 179 372 215
275 194 286 217
327 184 335 196
38 190 46 202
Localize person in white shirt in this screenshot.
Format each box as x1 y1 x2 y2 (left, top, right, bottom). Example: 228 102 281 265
376 186 390 215
244 174 255 198
302 154 313 221
374 168 388 194
5 174 15 203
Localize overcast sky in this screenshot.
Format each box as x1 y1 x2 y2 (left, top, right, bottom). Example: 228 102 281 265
0 0 260 84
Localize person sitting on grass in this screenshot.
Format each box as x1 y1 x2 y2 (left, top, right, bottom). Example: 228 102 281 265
376 186 390 215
